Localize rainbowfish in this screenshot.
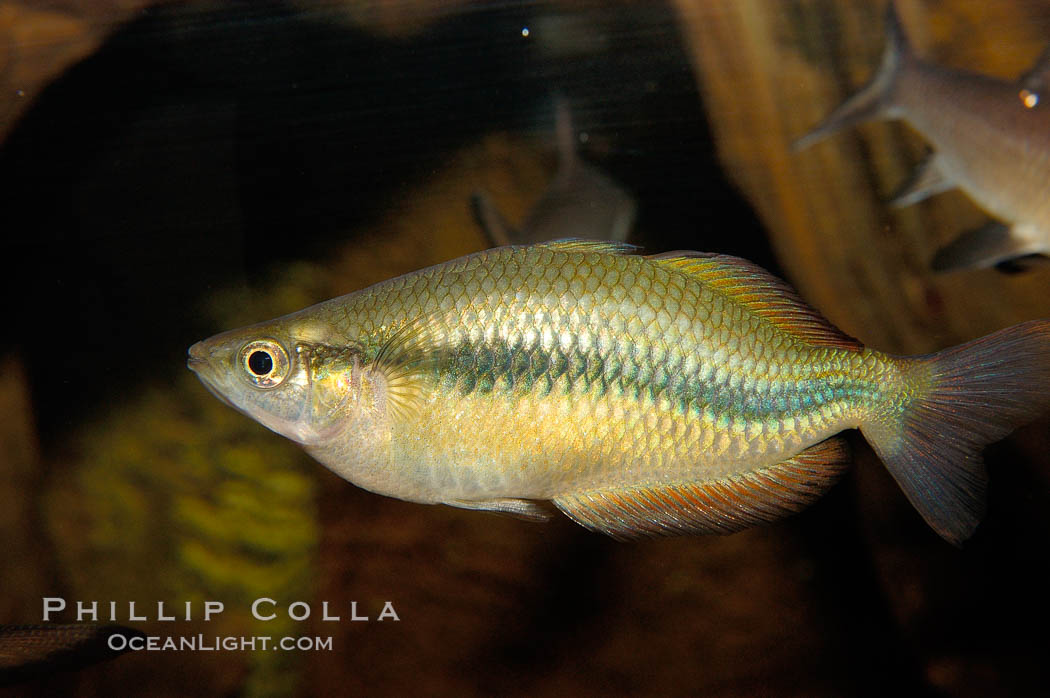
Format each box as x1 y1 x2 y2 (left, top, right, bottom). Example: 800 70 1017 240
187 240 1050 544
795 4 1050 272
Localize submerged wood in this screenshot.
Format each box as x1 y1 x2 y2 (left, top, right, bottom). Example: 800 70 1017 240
671 0 1050 354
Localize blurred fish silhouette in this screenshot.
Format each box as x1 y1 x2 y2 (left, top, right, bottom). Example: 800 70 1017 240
0 624 142 686
796 4 1050 272
471 99 636 246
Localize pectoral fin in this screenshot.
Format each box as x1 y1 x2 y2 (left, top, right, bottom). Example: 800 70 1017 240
552 438 850 540
930 222 1048 272
370 316 445 421
889 152 954 207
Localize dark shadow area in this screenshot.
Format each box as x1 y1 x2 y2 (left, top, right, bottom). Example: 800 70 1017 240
470 532 621 695
794 437 940 698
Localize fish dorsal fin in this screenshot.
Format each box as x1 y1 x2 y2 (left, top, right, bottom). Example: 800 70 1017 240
552 437 850 540
369 316 443 421
552 96 579 177
470 190 517 247
650 251 862 350
535 238 640 255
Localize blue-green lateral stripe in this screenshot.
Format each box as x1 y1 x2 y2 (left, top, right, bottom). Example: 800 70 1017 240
432 340 877 420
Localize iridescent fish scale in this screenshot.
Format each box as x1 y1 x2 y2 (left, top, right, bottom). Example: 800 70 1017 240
317 243 862 496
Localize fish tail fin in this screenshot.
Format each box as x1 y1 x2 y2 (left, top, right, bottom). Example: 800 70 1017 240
861 321 1050 545
793 3 912 151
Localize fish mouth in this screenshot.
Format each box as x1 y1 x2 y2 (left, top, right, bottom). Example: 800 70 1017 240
186 342 238 411
186 341 208 373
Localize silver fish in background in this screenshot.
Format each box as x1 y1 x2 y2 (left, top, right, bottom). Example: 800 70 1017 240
796 4 1050 272
471 98 637 246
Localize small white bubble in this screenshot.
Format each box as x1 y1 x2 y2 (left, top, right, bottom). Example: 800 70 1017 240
521 27 529 38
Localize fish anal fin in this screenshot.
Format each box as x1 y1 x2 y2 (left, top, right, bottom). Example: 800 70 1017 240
995 254 1050 274
449 497 553 522
890 152 955 208
931 222 1048 272
650 252 862 351
552 438 851 540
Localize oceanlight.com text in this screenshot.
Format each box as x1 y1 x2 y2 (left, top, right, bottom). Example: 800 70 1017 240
107 633 334 652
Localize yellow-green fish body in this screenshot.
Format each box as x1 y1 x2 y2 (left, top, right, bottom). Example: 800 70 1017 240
189 241 1050 543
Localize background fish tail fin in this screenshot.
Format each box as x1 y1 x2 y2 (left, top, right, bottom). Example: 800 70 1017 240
793 3 912 151
861 321 1050 545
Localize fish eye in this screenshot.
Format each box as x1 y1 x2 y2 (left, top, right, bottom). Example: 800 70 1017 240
248 350 273 375
239 339 290 389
